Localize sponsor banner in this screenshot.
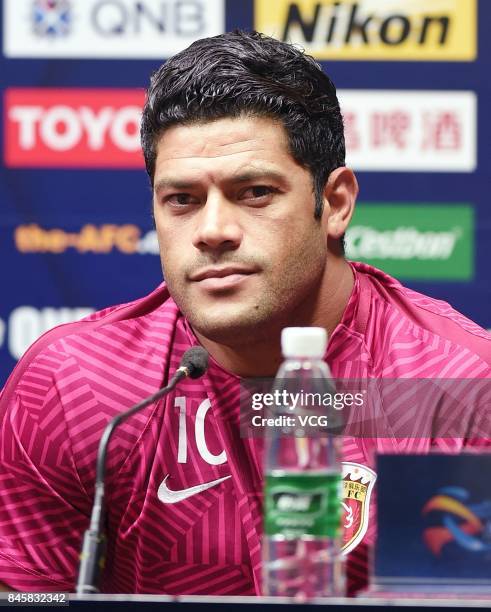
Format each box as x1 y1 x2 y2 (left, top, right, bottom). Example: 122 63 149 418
338 90 476 172
5 306 95 360
13 223 159 255
255 0 476 61
4 89 145 168
5 88 476 171
345 204 474 280
3 0 225 59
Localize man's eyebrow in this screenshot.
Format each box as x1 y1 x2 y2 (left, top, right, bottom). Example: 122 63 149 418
153 169 287 193
154 178 198 192
230 169 287 184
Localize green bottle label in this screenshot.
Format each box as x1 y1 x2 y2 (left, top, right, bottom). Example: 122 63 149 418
264 472 342 538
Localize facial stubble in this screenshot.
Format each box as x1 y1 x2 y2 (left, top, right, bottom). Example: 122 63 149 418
161 226 328 349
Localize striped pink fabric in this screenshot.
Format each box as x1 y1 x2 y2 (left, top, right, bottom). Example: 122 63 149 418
0 262 489 594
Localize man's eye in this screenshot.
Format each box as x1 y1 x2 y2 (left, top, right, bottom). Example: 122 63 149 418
164 194 198 206
241 186 276 200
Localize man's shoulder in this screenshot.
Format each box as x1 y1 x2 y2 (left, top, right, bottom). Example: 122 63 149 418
353 262 491 376
0 283 179 406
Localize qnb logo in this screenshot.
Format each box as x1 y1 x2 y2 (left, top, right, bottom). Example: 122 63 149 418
422 487 491 556
4 0 224 59
33 0 207 38
8 306 95 360
33 0 72 37
91 0 206 37
5 88 145 167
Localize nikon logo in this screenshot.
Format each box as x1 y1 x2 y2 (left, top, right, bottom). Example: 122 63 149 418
255 0 476 61
283 3 450 47
345 205 474 280
346 226 461 261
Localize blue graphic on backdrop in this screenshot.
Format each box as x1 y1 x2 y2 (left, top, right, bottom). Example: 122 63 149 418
376 455 491 586
423 487 491 556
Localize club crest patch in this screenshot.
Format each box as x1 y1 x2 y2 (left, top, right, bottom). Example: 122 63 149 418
341 462 377 555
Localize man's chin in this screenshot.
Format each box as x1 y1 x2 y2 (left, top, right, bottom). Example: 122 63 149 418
187 310 275 346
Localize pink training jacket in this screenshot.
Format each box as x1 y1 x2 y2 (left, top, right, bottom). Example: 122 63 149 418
0 262 489 594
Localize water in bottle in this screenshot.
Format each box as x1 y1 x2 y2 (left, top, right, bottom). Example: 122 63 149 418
262 327 344 599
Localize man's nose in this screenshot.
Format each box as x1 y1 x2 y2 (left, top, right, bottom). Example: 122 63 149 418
192 194 242 253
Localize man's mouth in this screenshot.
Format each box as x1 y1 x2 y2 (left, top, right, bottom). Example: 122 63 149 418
189 266 258 291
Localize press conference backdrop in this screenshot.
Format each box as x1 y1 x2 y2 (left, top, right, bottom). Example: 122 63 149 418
0 0 489 386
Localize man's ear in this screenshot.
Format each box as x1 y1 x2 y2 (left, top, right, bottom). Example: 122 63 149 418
323 167 358 239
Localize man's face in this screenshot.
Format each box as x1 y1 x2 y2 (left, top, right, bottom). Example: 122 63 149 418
152 116 330 346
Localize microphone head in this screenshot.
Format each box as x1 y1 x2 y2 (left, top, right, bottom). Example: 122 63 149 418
180 346 209 379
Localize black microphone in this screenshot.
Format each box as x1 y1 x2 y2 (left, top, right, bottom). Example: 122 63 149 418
179 346 209 379
76 346 209 594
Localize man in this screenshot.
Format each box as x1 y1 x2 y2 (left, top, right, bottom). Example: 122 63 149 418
0 30 489 595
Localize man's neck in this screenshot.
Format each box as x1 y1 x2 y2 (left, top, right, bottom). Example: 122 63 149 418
194 257 355 378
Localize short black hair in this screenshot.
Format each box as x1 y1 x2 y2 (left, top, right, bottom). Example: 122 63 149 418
141 29 346 220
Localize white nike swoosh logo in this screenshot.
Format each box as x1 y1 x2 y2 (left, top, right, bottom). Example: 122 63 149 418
157 474 231 504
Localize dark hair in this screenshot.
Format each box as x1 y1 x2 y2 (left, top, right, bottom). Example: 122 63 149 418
141 29 345 220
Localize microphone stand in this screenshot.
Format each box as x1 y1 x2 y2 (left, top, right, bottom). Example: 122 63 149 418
76 352 206 594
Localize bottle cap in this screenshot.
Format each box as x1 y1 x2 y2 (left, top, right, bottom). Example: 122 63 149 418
281 327 328 358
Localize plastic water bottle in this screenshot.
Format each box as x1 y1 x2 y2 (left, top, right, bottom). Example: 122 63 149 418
262 327 344 599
